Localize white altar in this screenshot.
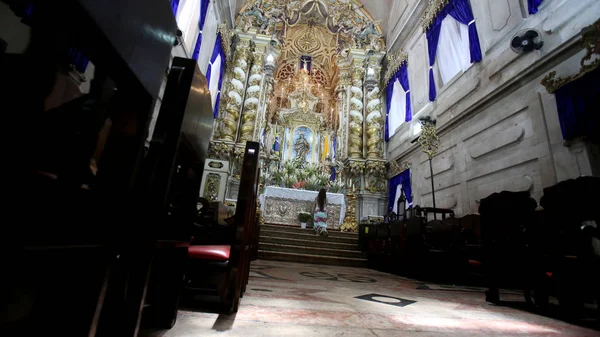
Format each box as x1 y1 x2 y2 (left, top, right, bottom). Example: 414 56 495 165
260 186 346 228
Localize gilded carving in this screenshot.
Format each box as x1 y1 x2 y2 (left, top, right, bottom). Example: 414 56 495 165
208 141 234 161
364 160 386 193
542 19 600 93
219 41 253 142
203 173 221 201
349 66 364 158
263 196 342 228
239 53 265 143
388 160 411 179
383 51 408 86
340 188 357 232
422 0 450 31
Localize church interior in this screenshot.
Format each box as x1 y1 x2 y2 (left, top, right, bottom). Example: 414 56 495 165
1 0 599 336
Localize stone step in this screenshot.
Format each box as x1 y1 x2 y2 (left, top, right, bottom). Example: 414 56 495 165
259 236 359 251
262 224 358 238
259 229 358 244
258 250 367 268
259 242 366 259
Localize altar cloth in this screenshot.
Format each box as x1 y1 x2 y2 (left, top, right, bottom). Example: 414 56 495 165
260 186 346 228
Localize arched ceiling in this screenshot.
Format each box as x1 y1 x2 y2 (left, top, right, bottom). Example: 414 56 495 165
230 0 393 38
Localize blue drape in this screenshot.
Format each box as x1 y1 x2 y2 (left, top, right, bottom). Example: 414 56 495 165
554 68 600 141
388 169 412 214
384 62 411 141
205 33 226 118
384 75 395 141
426 22 441 102
426 0 482 101
528 0 544 14
330 167 336 181
67 48 89 73
192 0 210 61
170 0 180 16
397 64 412 122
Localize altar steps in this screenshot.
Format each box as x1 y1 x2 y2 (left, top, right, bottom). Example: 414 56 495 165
259 229 358 244
258 224 367 268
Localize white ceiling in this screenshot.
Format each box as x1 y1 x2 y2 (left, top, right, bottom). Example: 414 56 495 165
229 0 394 37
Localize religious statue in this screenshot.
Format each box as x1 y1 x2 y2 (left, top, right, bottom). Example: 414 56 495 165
356 21 382 49
293 133 310 160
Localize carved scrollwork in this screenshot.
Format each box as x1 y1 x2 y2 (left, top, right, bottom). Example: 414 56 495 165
383 51 408 86
208 141 234 160
542 19 600 93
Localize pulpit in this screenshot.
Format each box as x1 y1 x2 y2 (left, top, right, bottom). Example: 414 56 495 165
260 186 346 229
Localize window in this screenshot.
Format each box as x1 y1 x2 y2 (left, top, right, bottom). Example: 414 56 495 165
176 0 200 53
436 15 471 86
388 79 406 138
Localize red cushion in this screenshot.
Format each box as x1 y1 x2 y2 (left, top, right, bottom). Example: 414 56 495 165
468 259 482 266
188 245 231 261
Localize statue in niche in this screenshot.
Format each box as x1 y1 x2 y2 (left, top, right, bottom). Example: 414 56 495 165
293 133 310 161
316 102 324 114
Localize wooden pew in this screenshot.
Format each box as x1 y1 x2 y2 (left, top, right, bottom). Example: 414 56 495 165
479 191 538 304
186 141 260 313
1 2 214 335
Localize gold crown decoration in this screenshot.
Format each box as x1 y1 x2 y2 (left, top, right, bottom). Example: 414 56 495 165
541 18 600 93
422 0 450 31
383 51 408 86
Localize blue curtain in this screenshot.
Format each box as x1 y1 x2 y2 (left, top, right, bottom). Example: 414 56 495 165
426 0 482 101
384 75 395 141
528 0 544 14
170 0 180 16
205 33 226 118
192 0 211 61
426 22 442 102
397 64 412 122
388 169 412 214
554 68 600 141
67 48 90 73
385 62 412 141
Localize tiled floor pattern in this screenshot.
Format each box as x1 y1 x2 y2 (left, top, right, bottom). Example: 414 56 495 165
145 260 599 337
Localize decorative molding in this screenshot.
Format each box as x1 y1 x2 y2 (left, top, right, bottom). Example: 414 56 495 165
217 23 233 60
383 51 408 85
542 18 600 93
422 0 449 31
388 160 411 178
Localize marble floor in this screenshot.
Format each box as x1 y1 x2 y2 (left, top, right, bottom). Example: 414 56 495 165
144 260 600 337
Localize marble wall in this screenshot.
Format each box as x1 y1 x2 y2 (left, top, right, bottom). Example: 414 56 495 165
385 0 600 215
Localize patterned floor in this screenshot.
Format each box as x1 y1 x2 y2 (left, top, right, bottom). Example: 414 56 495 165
144 260 600 337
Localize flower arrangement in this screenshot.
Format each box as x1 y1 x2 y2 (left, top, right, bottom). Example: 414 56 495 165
272 160 337 192
298 212 312 223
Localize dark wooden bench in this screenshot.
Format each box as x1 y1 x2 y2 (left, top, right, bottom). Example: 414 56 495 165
185 141 260 313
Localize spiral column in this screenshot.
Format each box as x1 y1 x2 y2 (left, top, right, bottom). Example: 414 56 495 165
218 38 252 142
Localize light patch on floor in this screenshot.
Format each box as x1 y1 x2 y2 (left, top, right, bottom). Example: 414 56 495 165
143 260 600 337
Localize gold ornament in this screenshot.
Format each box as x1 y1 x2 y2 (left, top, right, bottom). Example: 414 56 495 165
417 118 440 159
383 51 408 86
542 19 600 93
422 0 450 31
341 187 358 232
